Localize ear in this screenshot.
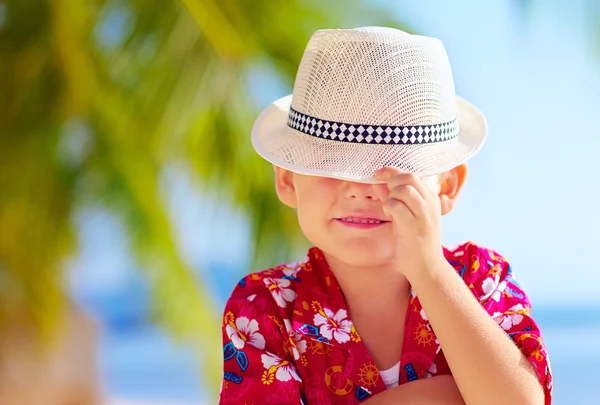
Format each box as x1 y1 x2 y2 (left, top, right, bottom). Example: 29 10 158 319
439 163 468 216
273 165 298 208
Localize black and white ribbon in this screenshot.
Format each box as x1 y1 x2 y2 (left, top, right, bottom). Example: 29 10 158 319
287 107 458 144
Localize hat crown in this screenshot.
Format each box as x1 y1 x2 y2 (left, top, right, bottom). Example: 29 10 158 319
291 27 458 127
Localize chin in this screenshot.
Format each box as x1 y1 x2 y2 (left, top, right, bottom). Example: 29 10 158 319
324 238 395 268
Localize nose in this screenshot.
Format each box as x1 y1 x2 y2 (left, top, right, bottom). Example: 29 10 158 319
343 181 376 200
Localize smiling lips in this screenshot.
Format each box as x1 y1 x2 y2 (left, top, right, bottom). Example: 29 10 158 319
335 216 389 228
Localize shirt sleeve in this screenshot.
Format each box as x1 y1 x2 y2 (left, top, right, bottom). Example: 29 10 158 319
219 282 303 405
462 243 553 405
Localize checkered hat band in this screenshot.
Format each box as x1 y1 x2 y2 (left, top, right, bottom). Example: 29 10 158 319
287 107 458 145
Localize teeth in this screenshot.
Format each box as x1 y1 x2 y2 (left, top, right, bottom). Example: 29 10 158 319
342 218 381 224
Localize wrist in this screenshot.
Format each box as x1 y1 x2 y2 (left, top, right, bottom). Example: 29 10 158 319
404 256 453 288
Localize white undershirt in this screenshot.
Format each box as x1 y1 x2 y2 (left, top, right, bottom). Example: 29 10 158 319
380 362 400 389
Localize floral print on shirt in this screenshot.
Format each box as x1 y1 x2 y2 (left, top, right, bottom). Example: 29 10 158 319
219 242 553 404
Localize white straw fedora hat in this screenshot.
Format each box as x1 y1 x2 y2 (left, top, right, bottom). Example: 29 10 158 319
251 26 487 183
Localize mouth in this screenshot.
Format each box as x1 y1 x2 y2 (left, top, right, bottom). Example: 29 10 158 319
334 217 390 229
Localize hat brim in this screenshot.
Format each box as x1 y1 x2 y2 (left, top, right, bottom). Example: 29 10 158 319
251 94 487 183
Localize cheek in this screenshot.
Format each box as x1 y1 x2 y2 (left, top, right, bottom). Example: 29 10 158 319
294 178 339 237
294 176 340 207
295 199 327 247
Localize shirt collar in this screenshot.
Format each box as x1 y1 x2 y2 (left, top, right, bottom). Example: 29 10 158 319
291 247 356 352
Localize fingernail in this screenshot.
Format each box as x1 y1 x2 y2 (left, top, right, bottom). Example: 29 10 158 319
373 168 388 180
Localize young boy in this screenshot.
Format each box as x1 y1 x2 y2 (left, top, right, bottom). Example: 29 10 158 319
219 27 552 404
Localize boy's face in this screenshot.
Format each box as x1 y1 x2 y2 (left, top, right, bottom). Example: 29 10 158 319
274 165 467 269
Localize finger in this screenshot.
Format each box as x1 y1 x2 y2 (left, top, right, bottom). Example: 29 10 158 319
388 185 426 217
375 167 433 201
373 166 405 182
371 183 389 202
382 197 415 222
389 174 433 202
371 166 405 202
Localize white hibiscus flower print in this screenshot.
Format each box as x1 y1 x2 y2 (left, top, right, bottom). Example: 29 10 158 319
313 308 352 344
493 304 527 331
282 261 303 278
261 353 302 382
480 275 507 302
289 332 307 360
247 294 257 302
264 278 296 308
225 316 266 350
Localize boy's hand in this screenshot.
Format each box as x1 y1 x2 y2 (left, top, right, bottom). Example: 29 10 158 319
373 167 447 279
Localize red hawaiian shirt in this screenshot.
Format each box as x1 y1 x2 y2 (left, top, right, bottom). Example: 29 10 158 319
219 242 553 404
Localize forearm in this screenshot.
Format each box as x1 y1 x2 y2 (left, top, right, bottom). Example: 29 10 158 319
362 375 465 405
408 263 544 405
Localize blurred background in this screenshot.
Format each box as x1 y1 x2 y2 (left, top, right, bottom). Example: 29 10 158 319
1 0 599 404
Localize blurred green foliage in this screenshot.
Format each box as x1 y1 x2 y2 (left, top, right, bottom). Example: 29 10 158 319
0 0 403 397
